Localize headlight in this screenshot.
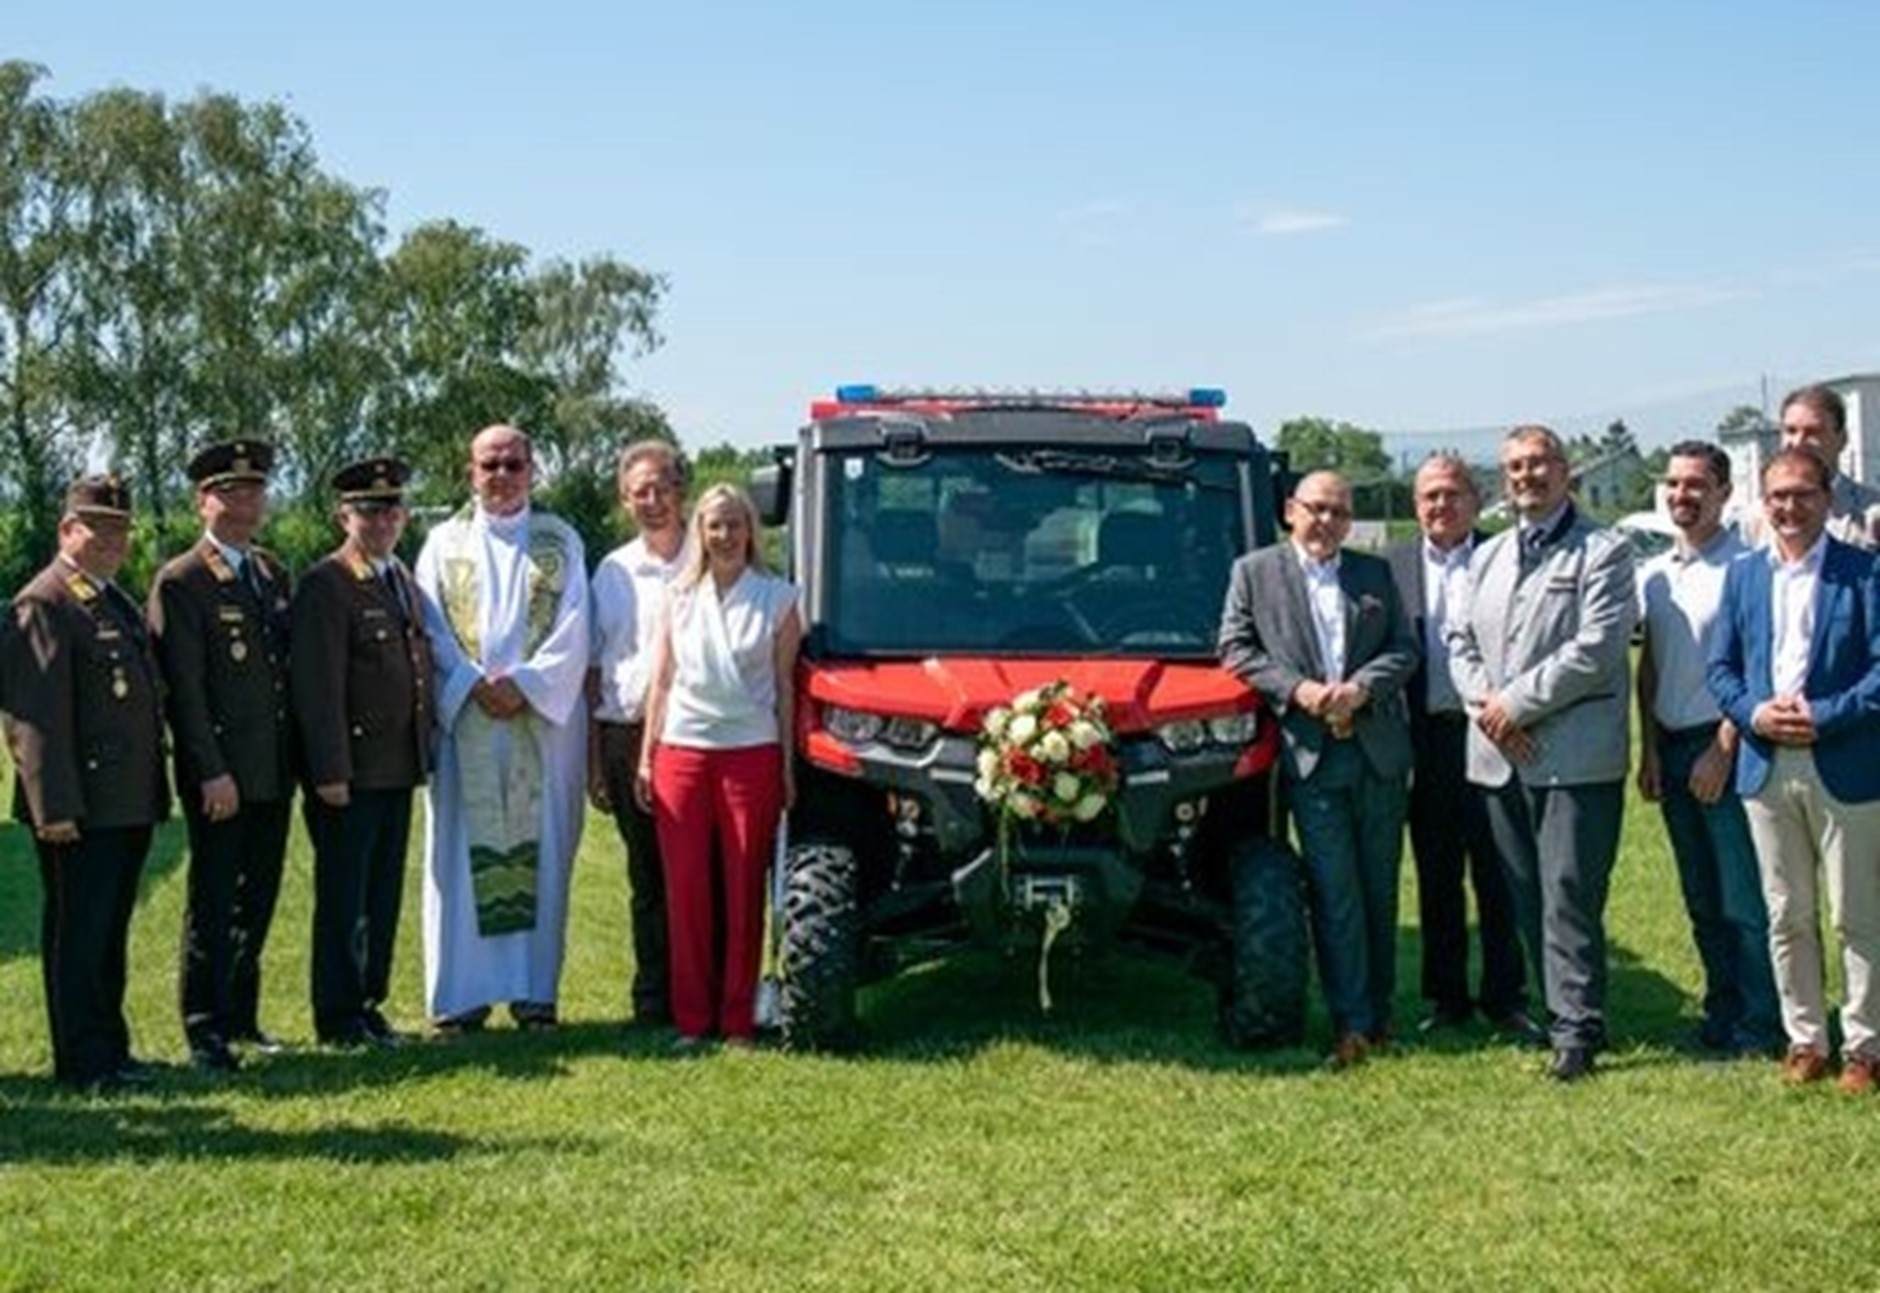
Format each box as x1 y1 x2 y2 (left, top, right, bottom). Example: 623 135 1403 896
881 716 939 750
1207 712 1259 745
823 706 884 744
823 707 938 752
1155 719 1208 753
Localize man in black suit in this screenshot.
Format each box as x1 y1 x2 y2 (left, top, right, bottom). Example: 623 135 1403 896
1220 470 1418 1069
291 457 435 1048
1385 455 1531 1039
3 476 171 1090
148 440 295 1072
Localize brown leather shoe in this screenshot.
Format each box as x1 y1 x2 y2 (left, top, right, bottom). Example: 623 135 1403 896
1839 1055 1878 1095
1782 1045 1829 1085
1325 1033 1369 1071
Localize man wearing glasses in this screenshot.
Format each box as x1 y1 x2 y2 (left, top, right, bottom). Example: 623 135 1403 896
588 440 690 1027
149 441 296 1074
413 425 590 1036
1448 425 1637 1082
1219 470 1418 1070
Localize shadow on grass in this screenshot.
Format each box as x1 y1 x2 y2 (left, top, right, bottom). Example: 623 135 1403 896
0 1086 476 1166
0 819 188 964
832 926 1693 1073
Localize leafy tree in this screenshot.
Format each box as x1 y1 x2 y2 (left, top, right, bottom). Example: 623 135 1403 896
1275 416 1391 477
1716 404 1771 439
0 61 83 578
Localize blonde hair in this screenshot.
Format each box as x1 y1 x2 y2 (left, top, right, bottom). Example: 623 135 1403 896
678 482 768 588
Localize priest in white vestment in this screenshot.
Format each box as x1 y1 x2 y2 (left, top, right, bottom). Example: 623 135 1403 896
413 424 590 1029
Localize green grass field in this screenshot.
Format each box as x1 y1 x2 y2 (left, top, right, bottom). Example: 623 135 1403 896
3 760 1877 1291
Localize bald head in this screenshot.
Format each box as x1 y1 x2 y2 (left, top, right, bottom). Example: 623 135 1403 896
469 423 535 516
1286 470 1354 561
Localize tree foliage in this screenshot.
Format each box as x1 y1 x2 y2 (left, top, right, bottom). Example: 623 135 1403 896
0 62 670 587
1274 416 1391 478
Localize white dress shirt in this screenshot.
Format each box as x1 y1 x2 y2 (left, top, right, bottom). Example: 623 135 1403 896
1420 535 1473 714
590 535 689 723
1638 526 1745 730
1769 533 1827 698
1294 545 1346 681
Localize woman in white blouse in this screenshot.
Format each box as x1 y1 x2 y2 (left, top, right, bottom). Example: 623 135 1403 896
636 484 801 1047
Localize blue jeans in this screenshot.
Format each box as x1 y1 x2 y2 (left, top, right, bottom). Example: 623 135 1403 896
1656 723 1781 1051
1289 741 1409 1038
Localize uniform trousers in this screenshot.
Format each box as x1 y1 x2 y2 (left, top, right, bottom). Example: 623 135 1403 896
179 795 291 1046
1743 746 1880 1059
304 788 414 1038
652 742 783 1041
37 826 151 1085
597 720 670 1020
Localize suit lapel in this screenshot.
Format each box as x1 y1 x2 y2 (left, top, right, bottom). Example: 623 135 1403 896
1338 560 1365 674
1806 541 1843 683
1275 551 1325 678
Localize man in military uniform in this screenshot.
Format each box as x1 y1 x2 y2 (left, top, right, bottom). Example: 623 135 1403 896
291 457 435 1047
3 476 170 1090
148 440 295 1072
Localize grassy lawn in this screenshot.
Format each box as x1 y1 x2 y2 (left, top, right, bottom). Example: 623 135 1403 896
3 757 1877 1291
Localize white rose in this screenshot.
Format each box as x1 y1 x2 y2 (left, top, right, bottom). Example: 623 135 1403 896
1069 720 1102 750
1054 772 1081 803
1010 793 1041 819
1013 687 1043 713
984 707 1010 740
977 748 1000 779
1038 731 1071 765
1008 714 1038 745
974 775 996 801
1072 792 1106 822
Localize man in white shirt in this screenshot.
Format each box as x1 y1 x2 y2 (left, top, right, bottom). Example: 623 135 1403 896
1635 441 1779 1057
1707 445 1880 1092
1385 456 1530 1040
588 441 689 1026
1219 471 1417 1068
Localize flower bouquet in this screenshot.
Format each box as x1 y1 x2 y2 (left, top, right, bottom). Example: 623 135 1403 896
973 681 1120 829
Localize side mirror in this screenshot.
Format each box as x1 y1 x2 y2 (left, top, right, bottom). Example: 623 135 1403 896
750 456 792 527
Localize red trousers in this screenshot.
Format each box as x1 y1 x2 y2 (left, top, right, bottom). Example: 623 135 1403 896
651 742 783 1039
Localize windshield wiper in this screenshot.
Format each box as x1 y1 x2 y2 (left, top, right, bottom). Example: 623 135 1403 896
997 449 1197 485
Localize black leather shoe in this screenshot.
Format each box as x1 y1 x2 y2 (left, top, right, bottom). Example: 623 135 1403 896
114 1057 160 1087
190 1037 242 1074
1547 1046 1596 1082
230 1029 288 1056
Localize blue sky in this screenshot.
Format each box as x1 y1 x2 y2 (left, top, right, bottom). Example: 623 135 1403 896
13 1 1880 457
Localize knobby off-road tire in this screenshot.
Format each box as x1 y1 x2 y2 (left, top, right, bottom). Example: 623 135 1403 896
1220 836 1309 1049
780 841 861 1052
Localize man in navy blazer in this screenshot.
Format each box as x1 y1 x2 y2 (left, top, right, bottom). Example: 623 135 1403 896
1706 445 1880 1093
1220 470 1417 1069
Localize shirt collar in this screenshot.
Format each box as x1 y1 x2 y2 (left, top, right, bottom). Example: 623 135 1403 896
1291 542 1341 579
204 531 249 569
1519 500 1574 549
1672 524 1734 565
1768 530 1829 574
1422 533 1472 566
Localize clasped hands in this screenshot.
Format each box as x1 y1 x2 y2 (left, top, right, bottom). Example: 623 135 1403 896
471 674 529 720
1751 694 1816 747
1292 679 1368 739
1475 692 1539 764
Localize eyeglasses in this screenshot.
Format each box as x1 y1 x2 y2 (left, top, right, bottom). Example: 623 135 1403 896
477 457 529 474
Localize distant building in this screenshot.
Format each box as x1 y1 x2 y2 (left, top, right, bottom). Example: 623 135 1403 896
1569 446 1646 513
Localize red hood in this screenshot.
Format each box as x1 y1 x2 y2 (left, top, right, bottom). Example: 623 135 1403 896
800 657 1258 735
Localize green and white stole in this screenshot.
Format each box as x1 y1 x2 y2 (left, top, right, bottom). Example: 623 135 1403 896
435 507 572 936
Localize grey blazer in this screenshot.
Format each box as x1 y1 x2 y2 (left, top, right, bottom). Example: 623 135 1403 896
1446 510 1636 788
1219 543 1417 782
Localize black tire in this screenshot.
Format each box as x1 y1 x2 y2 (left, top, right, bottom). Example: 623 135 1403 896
780 841 861 1052
1220 836 1309 1049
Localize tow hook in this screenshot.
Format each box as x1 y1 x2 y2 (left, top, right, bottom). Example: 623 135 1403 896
1015 876 1080 1013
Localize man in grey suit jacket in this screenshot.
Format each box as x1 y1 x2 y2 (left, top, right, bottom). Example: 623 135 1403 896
1448 425 1637 1081
1220 470 1417 1069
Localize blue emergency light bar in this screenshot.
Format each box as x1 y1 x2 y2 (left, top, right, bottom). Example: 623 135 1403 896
833 384 1227 408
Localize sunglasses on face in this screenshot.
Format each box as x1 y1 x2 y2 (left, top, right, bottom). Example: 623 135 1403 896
477 457 529 474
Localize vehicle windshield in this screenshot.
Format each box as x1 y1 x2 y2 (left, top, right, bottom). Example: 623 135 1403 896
820 446 1247 656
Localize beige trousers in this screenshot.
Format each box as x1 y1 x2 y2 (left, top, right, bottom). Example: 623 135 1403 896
1743 746 1880 1058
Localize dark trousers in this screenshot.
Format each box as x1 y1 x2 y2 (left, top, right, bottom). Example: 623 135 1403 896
37 826 151 1085
305 788 414 1038
1655 723 1781 1050
179 795 291 1045
1289 740 1410 1038
1484 779 1624 1049
1407 713 1525 1017
598 720 670 1019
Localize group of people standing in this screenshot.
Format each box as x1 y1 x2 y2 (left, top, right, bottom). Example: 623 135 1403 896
4 426 798 1091
1220 384 1880 1087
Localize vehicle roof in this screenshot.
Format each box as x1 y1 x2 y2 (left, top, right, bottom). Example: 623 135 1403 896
801 408 1264 455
